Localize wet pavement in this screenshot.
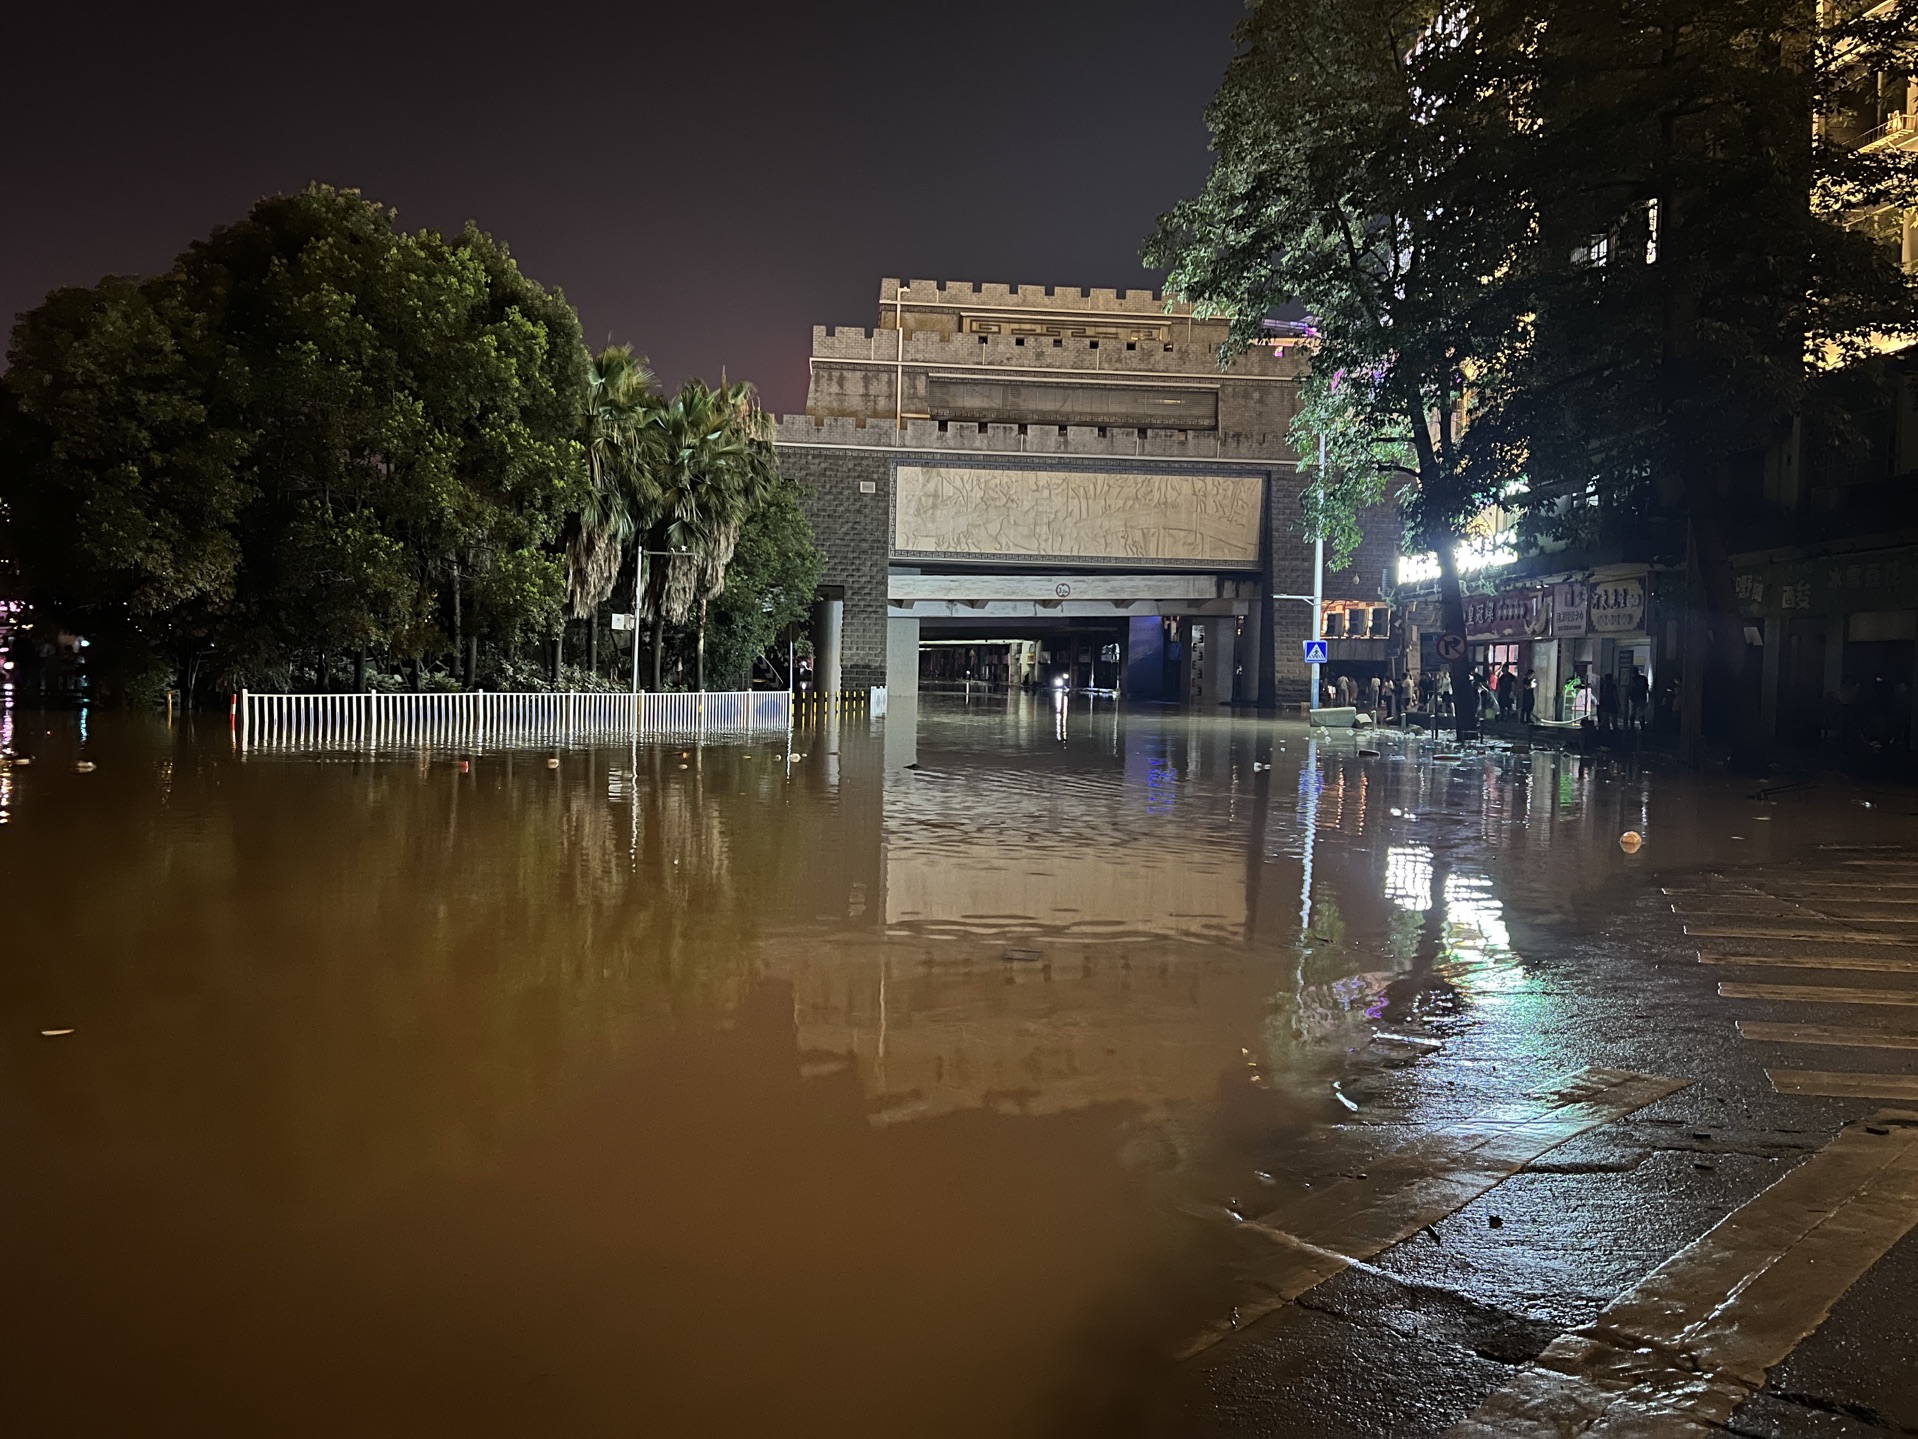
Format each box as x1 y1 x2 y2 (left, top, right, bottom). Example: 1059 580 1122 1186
2 691 1917 1435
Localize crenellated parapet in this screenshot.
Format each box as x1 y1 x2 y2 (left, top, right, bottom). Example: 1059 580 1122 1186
807 324 1309 378
882 277 1182 315
775 413 1304 465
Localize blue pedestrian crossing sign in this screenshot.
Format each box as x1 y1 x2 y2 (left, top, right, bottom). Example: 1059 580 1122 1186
1303 639 1329 665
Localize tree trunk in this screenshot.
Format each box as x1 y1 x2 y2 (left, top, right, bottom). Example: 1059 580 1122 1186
589 616 599 677
696 598 708 692
317 652 330 692
1435 538 1478 741
354 648 367 693
552 631 564 686
652 614 665 691
466 635 479 691
451 563 464 685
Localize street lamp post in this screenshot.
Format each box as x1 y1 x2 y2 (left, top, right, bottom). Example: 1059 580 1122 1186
1312 433 1326 709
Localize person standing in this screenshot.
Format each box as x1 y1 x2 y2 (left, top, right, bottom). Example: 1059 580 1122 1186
1495 663 1517 719
1520 668 1537 724
1599 671 1619 731
1628 667 1650 730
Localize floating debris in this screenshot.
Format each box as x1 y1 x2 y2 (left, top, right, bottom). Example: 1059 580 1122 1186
1003 947 1043 963
72 761 96 774
546 757 561 769
1619 831 1643 853
40 1028 74 1037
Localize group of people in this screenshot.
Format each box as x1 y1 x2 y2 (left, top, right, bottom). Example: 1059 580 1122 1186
1564 666 1652 731
1402 661 1653 729
1321 671 1410 717
1416 665 1536 723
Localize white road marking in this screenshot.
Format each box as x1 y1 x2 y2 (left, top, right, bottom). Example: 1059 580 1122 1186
1180 1068 1688 1358
1445 1113 1918 1436
1719 981 1918 1006
1689 925 1918 945
1768 1071 1918 1101
1699 952 1918 973
1738 1021 1918 1050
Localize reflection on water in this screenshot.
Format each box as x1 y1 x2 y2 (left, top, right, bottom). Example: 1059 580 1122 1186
0 691 1767 1433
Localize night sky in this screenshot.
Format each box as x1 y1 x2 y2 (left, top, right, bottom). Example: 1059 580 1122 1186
1 0 1246 416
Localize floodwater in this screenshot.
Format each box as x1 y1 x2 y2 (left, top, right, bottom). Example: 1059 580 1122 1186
0 692 1889 1434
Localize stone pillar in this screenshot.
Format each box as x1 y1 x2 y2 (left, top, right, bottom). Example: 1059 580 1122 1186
1241 592 1270 709
812 594 844 694
886 614 920 703
1203 619 1237 707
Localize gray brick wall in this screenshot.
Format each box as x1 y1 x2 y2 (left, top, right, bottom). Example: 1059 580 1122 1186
784 448 891 689
1269 470 1313 704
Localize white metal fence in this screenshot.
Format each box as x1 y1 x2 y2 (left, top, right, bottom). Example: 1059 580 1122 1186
238 688 793 752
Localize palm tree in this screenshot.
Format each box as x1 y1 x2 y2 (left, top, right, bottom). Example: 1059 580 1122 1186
564 346 656 673
632 379 780 690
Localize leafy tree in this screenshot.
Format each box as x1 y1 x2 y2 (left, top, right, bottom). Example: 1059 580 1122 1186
565 345 656 625
1146 0 1533 733
1462 0 1918 763
701 480 825 690
0 277 252 698
1 185 589 699
632 379 781 689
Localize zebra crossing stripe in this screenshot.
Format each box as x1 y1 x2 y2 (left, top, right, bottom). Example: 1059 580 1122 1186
1719 981 1918 1006
1768 1071 1918 1101
1178 1067 1686 1359
1699 952 1918 973
1445 1113 1918 1436
1737 1021 1918 1050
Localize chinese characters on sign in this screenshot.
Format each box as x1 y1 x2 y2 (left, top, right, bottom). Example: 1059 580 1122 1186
1588 578 1645 634
1731 546 1918 617
1464 588 1550 640
1553 582 1588 638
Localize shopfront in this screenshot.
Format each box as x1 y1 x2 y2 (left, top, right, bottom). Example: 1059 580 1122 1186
1465 586 1553 715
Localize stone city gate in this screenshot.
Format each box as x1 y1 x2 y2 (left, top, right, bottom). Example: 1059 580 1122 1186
779 278 1390 706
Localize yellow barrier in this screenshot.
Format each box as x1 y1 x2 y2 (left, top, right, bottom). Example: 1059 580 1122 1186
791 688 874 722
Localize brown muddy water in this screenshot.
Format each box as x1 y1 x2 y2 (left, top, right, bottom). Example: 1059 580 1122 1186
0 692 1881 1435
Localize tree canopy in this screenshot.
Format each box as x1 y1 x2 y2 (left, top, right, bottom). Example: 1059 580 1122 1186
1152 0 1918 746
0 186 826 702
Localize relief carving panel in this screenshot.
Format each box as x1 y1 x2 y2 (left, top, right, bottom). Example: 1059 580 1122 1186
893 465 1262 564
